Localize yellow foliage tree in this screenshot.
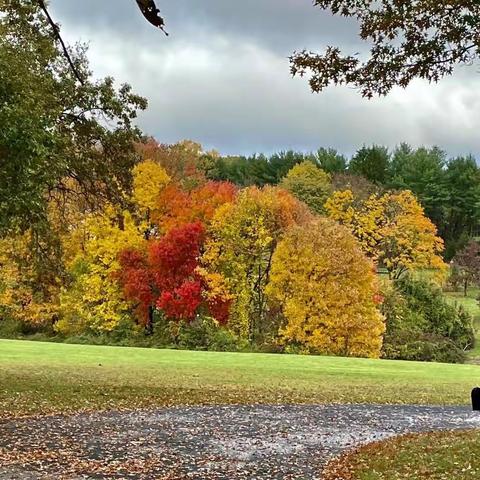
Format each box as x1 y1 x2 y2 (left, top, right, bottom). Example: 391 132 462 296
132 160 171 219
0 183 106 330
201 186 312 341
0 231 61 328
266 218 385 358
325 189 387 259
325 189 446 278
381 190 446 277
56 207 146 334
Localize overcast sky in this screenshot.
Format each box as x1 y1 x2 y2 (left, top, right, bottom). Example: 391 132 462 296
50 0 480 158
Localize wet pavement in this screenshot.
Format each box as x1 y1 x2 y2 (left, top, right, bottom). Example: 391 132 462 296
0 404 479 479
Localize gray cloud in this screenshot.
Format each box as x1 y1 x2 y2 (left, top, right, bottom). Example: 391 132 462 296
51 0 359 53
50 0 480 158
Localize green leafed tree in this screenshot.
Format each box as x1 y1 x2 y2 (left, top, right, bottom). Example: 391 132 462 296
315 147 347 174
0 1 147 234
349 145 390 185
388 144 448 228
443 156 480 257
280 161 331 214
388 145 480 259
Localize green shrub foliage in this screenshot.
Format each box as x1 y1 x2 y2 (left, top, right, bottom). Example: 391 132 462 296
382 276 474 363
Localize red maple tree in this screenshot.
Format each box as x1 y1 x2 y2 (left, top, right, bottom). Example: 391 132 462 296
118 221 230 326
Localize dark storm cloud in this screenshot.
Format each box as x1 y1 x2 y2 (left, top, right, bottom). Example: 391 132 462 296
49 0 480 158
50 0 359 54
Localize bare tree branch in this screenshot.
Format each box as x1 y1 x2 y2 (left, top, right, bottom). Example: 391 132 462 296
36 0 85 85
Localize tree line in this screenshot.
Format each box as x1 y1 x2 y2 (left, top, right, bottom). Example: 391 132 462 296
0 141 473 362
204 144 480 259
0 2 476 363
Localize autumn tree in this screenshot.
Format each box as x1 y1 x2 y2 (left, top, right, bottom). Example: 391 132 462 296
202 186 312 341
153 181 237 233
132 160 171 219
136 139 208 189
291 0 480 97
0 229 63 330
325 189 446 278
325 190 387 260
452 240 480 296
280 161 331 214
0 182 113 332
267 218 385 358
331 173 380 201
381 191 446 278
56 207 146 335
119 222 204 329
118 222 231 332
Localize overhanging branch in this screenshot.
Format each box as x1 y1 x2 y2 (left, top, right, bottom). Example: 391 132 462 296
36 0 85 85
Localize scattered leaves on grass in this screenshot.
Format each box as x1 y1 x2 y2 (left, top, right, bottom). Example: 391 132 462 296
323 429 480 480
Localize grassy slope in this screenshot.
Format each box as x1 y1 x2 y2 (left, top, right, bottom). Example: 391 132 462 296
1 339 480 418
323 430 480 480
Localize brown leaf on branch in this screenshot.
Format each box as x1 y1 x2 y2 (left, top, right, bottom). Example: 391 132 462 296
136 0 169 35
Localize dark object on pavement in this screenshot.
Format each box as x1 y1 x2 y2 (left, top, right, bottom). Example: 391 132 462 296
472 387 480 411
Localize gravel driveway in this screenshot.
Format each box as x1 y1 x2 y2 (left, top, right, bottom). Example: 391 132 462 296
1 404 479 479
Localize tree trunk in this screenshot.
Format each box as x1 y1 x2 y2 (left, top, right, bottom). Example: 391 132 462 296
145 306 154 335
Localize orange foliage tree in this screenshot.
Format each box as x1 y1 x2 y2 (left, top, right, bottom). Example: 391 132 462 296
136 139 207 188
153 181 237 233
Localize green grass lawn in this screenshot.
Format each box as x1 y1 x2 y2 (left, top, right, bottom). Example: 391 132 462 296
1 339 480 418
323 430 480 480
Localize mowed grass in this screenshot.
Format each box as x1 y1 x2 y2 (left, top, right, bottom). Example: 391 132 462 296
1 340 480 418
323 430 480 480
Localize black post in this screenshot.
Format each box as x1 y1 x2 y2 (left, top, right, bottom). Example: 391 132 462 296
471 387 480 411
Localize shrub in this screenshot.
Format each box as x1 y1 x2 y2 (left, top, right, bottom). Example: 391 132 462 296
395 276 475 349
382 276 475 363
0 315 55 339
176 316 244 352
0 316 24 338
383 332 466 364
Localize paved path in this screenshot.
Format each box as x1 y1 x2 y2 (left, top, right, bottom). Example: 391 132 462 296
1 405 479 479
